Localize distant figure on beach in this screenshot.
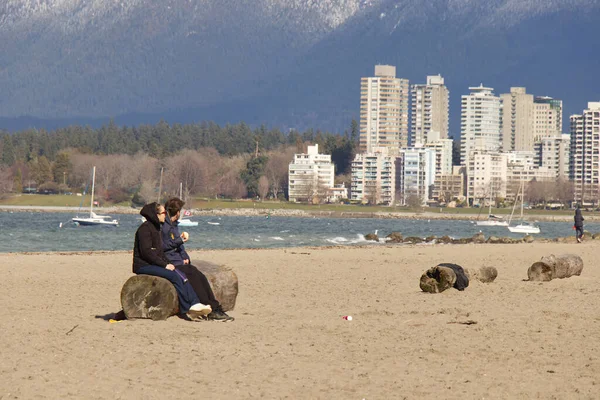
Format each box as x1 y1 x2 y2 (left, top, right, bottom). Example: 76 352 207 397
162 197 234 321
574 205 585 243
133 202 212 320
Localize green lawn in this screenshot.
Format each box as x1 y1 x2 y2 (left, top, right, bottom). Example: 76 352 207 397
0 194 93 207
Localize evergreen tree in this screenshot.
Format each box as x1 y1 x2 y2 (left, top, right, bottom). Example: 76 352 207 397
1 134 15 165
53 152 72 184
241 155 269 198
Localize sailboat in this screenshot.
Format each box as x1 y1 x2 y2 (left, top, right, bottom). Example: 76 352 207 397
476 182 508 227
177 182 198 227
507 180 540 234
72 166 119 226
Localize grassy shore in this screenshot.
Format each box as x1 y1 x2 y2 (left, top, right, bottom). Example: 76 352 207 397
0 193 592 219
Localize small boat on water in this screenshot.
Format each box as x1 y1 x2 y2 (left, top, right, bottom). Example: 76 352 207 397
507 180 540 234
72 166 119 226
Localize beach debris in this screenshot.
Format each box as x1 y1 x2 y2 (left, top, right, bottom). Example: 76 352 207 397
364 233 379 242
527 254 583 282
448 320 477 325
121 261 239 320
420 263 469 293
466 266 498 283
342 315 353 321
65 324 79 335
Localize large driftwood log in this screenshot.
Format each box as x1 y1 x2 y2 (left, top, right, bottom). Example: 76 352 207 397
466 266 498 283
420 266 456 293
527 254 584 282
121 262 239 320
195 261 239 312
121 275 179 320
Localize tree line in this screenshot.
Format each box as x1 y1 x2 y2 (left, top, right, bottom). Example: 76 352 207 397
0 120 360 202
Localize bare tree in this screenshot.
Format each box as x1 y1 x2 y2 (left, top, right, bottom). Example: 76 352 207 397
138 180 157 204
0 166 14 197
265 146 295 200
258 176 270 200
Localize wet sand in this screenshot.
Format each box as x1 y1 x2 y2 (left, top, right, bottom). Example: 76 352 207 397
1 243 599 399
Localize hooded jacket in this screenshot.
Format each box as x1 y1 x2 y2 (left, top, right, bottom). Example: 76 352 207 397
161 212 190 266
132 202 170 273
575 208 584 227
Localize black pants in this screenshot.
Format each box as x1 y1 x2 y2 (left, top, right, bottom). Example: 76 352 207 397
177 264 221 311
576 225 584 240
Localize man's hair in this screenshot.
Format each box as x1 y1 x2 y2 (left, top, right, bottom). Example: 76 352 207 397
165 197 185 216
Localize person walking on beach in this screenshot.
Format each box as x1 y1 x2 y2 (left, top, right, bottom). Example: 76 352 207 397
161 197 234 321
133 202 212 319
574 205 585 243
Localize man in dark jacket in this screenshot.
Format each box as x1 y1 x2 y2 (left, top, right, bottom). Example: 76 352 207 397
574 205 585 243
133 202 212 319
162 197 234 321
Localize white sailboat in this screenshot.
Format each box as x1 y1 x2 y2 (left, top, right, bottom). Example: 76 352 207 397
177 182 198 227
476 181 508 226
72 166 119 226
507 180 540 234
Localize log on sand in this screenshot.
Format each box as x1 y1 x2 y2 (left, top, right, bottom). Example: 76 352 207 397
527 254 584 282
121 262 239 320
466 266 498 283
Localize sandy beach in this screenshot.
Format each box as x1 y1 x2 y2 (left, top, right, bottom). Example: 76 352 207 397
2 242 600 399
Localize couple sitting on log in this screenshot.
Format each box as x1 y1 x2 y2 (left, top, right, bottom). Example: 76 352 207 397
133 199 234 321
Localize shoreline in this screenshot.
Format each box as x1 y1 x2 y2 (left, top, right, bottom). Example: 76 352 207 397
0 204 581 222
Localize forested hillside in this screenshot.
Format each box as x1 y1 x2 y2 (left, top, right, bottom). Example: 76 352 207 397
0 120 359 203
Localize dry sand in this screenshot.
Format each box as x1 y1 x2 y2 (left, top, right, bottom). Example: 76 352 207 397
1 243 600 399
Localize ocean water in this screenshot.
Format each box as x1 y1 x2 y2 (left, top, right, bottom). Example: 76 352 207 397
0 211 592 253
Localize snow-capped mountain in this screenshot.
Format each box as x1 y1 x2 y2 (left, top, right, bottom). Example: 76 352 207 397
0 0 598 132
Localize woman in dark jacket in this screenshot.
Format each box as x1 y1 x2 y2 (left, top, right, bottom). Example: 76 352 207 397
574 205 584 243
162 198 234 321
133 202 211 318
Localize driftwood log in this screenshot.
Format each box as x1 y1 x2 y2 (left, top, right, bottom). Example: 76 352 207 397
466 266 498 283
420 263 469 293
121 275 179 320
527 254 584 282
121 261 239 320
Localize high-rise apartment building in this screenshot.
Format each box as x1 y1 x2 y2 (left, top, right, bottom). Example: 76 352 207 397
410 75 449 146
351 147 396 205
570 102 600 205
533 96 563 141
501 87 534 152
460 85 502 166
288 144 335 203
534 134 570 180
501 88 563 152
359 65 409 154
466 151 508 205
395 148 436 206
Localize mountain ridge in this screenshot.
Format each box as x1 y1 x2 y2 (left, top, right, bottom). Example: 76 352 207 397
0 0 599 133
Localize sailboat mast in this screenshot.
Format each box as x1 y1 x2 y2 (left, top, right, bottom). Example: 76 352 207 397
90 166 96 217
520 180 524 220
179 182 183 199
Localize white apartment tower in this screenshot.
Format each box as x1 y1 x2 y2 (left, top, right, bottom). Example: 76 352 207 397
288 144 335 203
359 65 410 154
460 85 502 166
351 148 396 205
396 148 436 206
570 102 600 206
466 151 508 205
410 75 449 146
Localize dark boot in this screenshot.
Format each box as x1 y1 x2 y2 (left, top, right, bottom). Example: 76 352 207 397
207 309 234 321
